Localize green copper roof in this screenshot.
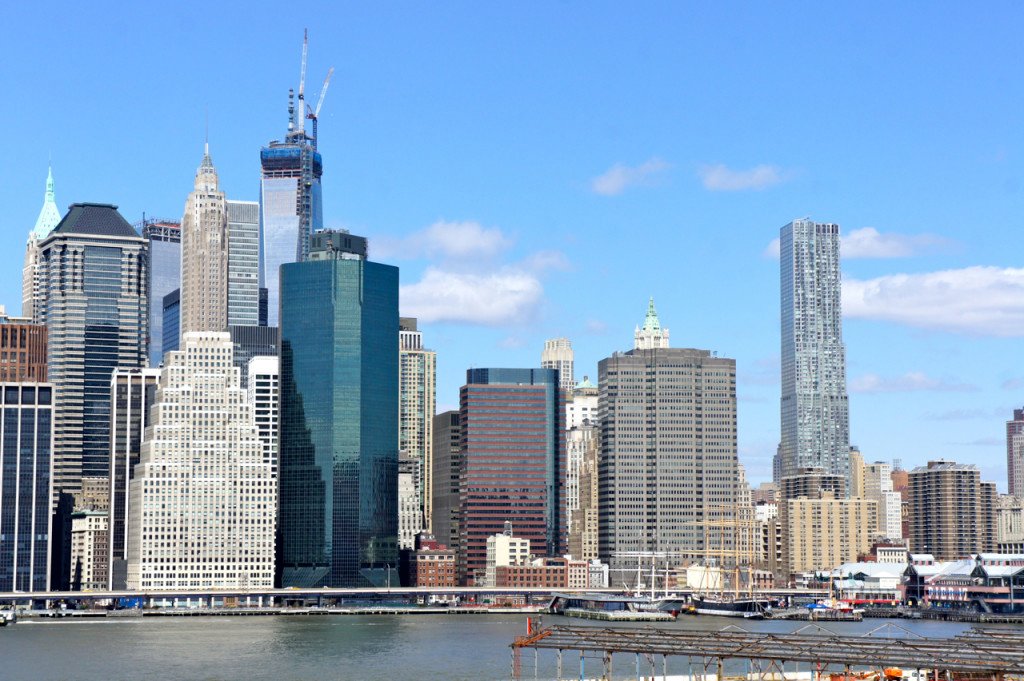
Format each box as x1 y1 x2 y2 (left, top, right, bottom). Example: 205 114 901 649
575 376 596 390
30 166 62 240
641 297 661 332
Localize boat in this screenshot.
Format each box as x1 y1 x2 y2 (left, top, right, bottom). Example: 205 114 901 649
691 595 772 618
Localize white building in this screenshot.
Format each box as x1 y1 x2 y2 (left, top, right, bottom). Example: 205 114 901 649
634 299 669 349
483 526 531 587
247 356 279 474
998 495 1024 553
565 376 598 430
70 510 109 591
398 452 423 550
863 461 903 539
126 332 276 590
180 146 229 335
541 337 575 393
565 423 597 531
399 318 436 530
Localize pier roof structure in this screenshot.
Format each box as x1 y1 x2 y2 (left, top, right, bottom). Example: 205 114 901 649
512 625 1024 678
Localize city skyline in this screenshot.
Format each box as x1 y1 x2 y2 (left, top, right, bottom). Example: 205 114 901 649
4 4 1023 488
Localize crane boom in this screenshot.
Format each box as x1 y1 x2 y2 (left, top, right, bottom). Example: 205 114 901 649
313 67 334 118
297 29 308 133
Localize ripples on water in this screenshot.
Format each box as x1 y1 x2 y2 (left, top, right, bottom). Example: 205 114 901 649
0 614 981 681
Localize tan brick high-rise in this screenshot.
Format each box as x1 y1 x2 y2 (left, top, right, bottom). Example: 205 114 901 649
180 145 229 335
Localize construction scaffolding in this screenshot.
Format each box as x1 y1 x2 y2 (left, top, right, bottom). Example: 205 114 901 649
510 623 1024 681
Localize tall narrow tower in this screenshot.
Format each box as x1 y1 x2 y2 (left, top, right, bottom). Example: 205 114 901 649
259 34 330 327
779 218 850 482
23 167 62 323
180 145 229 335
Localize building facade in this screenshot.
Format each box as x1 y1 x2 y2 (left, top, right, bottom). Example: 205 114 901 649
909 460 997 560
0 309 48 382
106 368 160 589
431 411 462 553
141 220 181 367
1009 409 1024 498
459 368 563 585
247 356 279 474
278 233 399 588
567 423 599 562
227 200 260 327
541 337 575 393
399 317 436 531
598 303 738 572
70 509 108 591
125 332 275 590
398 452 423 550
38 203 148 505
259 126 324 327
162 289 180 357
180 146 229 335
230 325 279 389
23 167 63 324
782 492 876 575
0 381 54 592
779 219 850 481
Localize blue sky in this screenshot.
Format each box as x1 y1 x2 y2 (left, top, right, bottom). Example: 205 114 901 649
2 2 1022 487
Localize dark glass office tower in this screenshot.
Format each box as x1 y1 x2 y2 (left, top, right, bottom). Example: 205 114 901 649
458 368 564 585
38 203 148 503
0 383 54 592
140 219 180 367
278 232 398 588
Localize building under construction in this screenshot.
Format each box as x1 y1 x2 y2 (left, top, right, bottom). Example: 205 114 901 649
260 30 333 327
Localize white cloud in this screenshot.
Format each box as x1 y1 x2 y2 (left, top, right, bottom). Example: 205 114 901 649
521 250 572 273
844 266 1024 336
400 267 544 326
850 372 976 394
1003 377 1024 390
763 227 954 260
374 220 513 261
842 227 955 258
698 163 786 191
591 158 670 196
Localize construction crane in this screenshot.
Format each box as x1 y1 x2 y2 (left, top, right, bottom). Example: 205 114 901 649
308 67 334 148
297 29 309 134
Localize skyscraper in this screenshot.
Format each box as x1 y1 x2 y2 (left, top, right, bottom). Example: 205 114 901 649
126 332 275 590
399 317 436 530
598 301 738 572
227 201 260 327
0 318 53 593
909 460 997 560
162 289 180 356
431 411 462 554
458 368 563 584
541 338 575 393
141 219 181 366
23 167 62 324
106 368 160 589
38 203 148 504
230 325 279 389
779 218 850 481
1008 408 1024 498
180 145 229 335
278 231 399 588
259 39 330 326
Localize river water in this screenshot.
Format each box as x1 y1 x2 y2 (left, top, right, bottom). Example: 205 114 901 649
0 613 993 681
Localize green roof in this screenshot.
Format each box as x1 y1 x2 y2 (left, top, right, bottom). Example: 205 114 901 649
30 167 62 240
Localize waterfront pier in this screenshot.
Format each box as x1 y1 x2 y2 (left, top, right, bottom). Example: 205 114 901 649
510 624 1024 681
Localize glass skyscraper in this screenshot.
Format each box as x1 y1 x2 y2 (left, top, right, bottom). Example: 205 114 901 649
259 139 323 328
779 218 850 481
227 200 260 327
0 383 54 592
141 220 180 367
278 233 398 588
38 203 148 503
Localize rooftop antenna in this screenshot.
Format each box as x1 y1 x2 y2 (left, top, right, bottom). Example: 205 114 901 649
297 29 308 134
204 107 209 156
